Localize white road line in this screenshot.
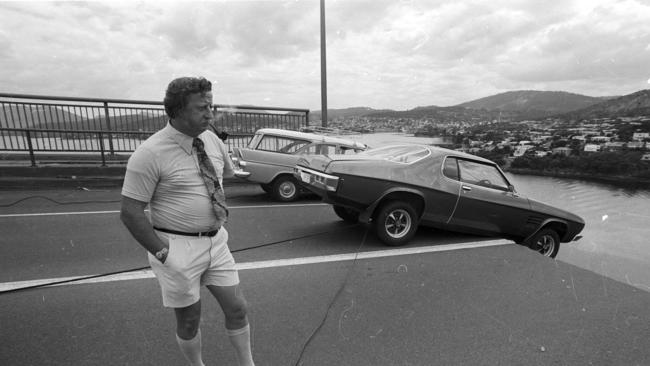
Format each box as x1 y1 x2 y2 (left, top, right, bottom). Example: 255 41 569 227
0 240 512 292
0 203 328 218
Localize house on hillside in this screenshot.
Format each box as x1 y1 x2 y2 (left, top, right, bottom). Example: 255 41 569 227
604 142 625 151
584 144 601 153
552 147 573 156
641 153 650 162
513 144 534 157
633 132 650 141
626 141 645 150
589 136 611 143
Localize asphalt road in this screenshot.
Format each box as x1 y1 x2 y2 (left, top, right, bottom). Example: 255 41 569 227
1 185 649 366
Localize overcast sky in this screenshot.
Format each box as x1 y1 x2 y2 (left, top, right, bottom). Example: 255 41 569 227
1 0 649 111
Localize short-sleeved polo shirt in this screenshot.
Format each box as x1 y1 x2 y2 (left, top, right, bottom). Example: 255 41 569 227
122 123 234 232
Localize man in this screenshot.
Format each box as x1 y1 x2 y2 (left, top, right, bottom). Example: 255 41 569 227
120 76 255 366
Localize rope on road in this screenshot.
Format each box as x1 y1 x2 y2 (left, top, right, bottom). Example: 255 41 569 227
293 227 369 366
0 192 263 207
0 195 120 207
0 223 361 295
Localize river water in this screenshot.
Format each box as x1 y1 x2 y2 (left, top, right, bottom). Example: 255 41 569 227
347 133 650 292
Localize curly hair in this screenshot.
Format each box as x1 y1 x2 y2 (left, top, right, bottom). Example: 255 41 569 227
163 77 212 118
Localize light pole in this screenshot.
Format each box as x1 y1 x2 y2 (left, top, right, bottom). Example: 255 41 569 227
320 0 328 127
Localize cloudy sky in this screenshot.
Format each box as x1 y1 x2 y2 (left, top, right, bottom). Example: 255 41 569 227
1 0 649 111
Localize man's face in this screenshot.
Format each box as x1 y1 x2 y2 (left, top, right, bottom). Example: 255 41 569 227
176 91 214 137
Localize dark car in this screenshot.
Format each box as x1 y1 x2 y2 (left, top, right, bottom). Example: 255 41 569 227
294 144 584 257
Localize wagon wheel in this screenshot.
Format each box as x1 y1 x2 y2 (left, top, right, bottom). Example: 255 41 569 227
271 175 300 202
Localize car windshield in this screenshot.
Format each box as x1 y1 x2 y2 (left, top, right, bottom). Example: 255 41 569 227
361 145 430 163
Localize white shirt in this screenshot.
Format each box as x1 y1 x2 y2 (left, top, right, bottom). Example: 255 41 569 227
121 123 234 232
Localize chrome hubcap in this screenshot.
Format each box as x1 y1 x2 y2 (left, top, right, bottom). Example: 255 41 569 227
279 182 296 198
536 235 556 257
385 209 412 238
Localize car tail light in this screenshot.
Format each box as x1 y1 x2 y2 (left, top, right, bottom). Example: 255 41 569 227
313 173 339 191
295 166 339 192
232 156 247 168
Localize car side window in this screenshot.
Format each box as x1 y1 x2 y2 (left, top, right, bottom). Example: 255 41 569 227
443 157 460 181
257 135 310 154
457 159 509 191
320 144 337 155
299 144 319 155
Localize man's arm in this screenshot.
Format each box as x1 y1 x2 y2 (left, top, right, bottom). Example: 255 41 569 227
120 195 168 263
217 137 235 179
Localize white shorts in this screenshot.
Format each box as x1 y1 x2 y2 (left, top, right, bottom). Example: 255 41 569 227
148 227 240 308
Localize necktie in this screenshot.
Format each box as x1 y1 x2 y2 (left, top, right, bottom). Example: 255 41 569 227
193 137 229 227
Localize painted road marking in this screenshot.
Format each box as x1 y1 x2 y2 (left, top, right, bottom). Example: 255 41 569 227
0 239 512 292
0 203 329 218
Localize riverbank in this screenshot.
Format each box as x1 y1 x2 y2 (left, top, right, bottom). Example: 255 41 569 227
505 168 650 189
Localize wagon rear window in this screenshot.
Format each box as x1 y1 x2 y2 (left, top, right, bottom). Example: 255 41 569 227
255 135 310 153
362 145 429 164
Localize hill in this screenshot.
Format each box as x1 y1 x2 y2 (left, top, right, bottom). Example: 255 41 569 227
310 107 393 120
558 89 650 120
0 105 81 129
310 91 618 123
456 90 606 119
364 105 520 122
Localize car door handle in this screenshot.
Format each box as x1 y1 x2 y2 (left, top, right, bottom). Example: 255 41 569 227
462 185 472 192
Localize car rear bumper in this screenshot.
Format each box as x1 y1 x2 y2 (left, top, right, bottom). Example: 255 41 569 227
294 166 340 193
234 169 251 178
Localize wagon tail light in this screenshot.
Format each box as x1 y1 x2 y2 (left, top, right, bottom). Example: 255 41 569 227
231 155 251 178
231 156 247 168
295 166 340 192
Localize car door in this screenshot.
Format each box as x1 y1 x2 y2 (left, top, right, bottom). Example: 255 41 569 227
447 157 530 237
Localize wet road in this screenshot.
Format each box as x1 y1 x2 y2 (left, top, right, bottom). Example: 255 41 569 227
1 185 649 365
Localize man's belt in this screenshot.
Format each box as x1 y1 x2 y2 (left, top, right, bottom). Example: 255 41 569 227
154 226 220 237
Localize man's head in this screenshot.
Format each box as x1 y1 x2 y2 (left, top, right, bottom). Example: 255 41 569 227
164 77 214 137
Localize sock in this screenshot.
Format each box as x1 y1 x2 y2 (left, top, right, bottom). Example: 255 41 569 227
226 324 255 366
176 329 205 366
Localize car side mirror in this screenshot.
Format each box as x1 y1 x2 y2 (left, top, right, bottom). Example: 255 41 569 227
508 184 516 193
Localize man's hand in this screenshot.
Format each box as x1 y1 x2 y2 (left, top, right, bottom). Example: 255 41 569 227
154 246 169 264
121 196 170 264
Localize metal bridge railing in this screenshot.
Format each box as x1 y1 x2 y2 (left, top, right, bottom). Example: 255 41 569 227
0 93 310 166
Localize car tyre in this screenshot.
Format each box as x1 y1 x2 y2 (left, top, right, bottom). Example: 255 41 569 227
271 175 299 202
527 228 560 258
333 205 360 223
374 201 418 246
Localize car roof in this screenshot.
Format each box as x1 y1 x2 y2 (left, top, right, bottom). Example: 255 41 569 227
256 128 367 149
369 143 495 165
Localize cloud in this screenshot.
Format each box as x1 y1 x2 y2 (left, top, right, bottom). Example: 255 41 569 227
498 1 650 92
0 0 649 110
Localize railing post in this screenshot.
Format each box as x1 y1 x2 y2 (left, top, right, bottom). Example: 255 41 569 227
98 131 107 167
103 102 115 155
25 129 36 167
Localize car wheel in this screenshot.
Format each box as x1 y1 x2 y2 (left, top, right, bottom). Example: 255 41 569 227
260 183 272 194
333 205 360 223
374 201 418 246
527 228 560 258
271 176 299 202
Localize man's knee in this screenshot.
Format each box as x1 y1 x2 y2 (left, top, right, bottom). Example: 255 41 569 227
225 297 248 322
175 303 202 338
